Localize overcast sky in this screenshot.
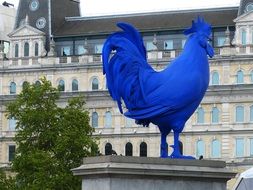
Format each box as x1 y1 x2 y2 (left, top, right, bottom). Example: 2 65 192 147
1 0 240 16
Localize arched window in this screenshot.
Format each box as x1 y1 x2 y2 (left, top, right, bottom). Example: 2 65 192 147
250 106 253 122
236 106 244 122
22 81 29 89
241 30 247 45
125 142 133 156
72 79 78 91
10 82 16 94
211 72 219 85
58 80 65 92
24 42 29 57
140 142 147 157
211 139 221 158
92 112 98 128
35 42 39 56
9 117 16 131
105 111 112 128
15 44 19 58
197 107 204 124
92 78 99 90
196 140 205 157
35 80 41 86
236 70 244 84
211 107 219 123
105 143 112 155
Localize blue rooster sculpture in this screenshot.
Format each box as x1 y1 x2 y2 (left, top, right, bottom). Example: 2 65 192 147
102 17 214 159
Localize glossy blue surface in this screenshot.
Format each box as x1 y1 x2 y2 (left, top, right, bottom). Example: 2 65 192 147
102 17 214 159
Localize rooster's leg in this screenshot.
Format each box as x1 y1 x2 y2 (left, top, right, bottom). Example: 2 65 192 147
170 131 195 159
160 133 168 158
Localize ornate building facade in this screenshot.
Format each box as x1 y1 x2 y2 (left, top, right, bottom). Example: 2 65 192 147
1 0 253 184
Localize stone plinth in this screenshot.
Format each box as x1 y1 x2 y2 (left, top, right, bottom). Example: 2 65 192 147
72 156 236 190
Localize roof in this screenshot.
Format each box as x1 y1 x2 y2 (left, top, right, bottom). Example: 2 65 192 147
238 0 253 16
53 7 239 37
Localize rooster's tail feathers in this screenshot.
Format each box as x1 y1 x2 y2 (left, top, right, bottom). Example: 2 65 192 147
103 22 150 113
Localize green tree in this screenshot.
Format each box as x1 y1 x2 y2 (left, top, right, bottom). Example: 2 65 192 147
6 78 98 190
0 168 16 190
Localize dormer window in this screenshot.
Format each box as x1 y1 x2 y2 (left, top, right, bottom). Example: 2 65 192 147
24 42 29 57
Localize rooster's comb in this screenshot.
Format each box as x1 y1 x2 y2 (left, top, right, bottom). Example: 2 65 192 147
183 16 211 36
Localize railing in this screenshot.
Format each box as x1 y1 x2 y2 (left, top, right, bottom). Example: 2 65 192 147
239 46 246 54
4 46 250 69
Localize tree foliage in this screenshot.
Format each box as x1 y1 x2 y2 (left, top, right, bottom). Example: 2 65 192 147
0 168 15 190
6 78 98 189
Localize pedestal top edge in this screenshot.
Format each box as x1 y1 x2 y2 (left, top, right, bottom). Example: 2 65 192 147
82 156 226 168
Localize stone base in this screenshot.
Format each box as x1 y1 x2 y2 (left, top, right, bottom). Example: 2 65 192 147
72 156 236 190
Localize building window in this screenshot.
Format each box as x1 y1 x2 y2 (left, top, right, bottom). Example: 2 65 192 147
236 138 244 157
236 70 244 84
105 111 112 128
211 71 219 85
251 71 253 83
140 142 147 157
217 36 226 47
92 78 99 90
211 139 221 158
35 80 41 86
8 145 16 162
164 40 173 50
250 139 253 156
105 143 112 155
22 81 29 89
197 107 204 124
58 80 65 92
9 118 16 131
196 140 205 157
76 45 87 55
10 82 16 94
241 30 247 45
61 46 71 56
181 39 186 48
72 79 78 91
236 106 244 122
250 106 253 122
125 142 133 156
92 112 98 128
146 41 156 51
15 44 19 58
252 31 253 44
24 42 29 57
94 44 103 54
211 107 219 123
35 42 39 56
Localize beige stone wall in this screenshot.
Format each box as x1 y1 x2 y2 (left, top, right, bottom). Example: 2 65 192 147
1 54 253 165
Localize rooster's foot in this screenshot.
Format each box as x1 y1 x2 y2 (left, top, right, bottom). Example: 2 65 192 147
169 153 195 159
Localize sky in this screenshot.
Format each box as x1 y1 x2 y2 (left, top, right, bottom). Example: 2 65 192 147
1 0 241 16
